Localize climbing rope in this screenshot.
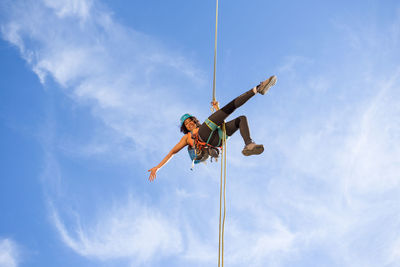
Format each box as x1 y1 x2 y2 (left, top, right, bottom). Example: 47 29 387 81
211 0 228 266
212 0 219 103
218 122 227 267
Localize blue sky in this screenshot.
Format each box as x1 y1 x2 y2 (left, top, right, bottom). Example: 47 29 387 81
1 0 400 266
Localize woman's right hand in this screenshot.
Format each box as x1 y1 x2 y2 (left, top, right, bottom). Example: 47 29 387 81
211 100 220 111
148 167 159 182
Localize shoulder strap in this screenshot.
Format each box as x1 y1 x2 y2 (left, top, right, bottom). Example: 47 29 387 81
205 118 218 131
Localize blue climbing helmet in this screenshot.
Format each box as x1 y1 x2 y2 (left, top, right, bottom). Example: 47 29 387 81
180 113 193 126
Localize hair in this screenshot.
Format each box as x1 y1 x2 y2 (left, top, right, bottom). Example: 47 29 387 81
180 116 201 134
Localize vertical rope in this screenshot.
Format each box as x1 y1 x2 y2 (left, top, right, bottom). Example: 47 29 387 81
213 0 226 267
213 1 223 265
222 123 227 266
212 0 219 102
218 122 227 267
212 1 227 266
218 130 223 267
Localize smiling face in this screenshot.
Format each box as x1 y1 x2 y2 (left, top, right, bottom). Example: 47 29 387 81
184 118 197 132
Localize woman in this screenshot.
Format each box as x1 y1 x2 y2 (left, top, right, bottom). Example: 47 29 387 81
148 75 277 182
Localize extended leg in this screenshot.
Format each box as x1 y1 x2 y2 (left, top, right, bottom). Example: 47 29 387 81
198 75 277 151
198 89 255 146
203 75 277 127
208 89 255 126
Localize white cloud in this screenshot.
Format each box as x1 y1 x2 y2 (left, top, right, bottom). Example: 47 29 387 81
1 0 200 264
226 219 296 267
50 198 183 265
0 0 206 160
277 55 313 75
258 19 400 266
2 0 400 266
388 237 400 265
0 239 19 267
43 0 94 19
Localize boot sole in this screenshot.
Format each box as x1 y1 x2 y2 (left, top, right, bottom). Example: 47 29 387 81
259 75 277 95
242 145 264 156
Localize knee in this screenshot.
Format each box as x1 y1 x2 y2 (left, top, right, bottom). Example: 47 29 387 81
238 115 247 122
236 115 247 126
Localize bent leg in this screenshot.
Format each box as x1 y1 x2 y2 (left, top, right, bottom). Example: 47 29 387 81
225 116 253 145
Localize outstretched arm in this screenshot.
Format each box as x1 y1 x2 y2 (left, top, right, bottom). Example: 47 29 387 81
148 135 188 182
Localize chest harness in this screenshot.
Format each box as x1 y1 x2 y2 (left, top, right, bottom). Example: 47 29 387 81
188 118 225 168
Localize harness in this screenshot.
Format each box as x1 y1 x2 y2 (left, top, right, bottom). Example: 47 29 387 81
188 118 225 168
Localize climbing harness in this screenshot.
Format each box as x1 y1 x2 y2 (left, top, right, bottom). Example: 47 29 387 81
204 118 225 147
180 114 221 168
187 129 221 169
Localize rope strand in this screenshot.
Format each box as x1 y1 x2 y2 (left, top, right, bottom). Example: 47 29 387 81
212 0 218 102
218 130 223 267
218 122 227 267
211 1 228 266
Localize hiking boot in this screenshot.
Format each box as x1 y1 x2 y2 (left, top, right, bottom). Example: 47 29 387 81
257 75 277 95
242 142 264 156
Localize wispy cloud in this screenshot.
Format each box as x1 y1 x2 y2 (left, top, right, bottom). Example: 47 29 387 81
1 0 206 158
254 13 400 266
49 199 182 265
2 0 400 266
0 239 19 267
1 0 202 264
42 0 94 19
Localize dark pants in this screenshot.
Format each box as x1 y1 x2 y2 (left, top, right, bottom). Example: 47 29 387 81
198 89 255 147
